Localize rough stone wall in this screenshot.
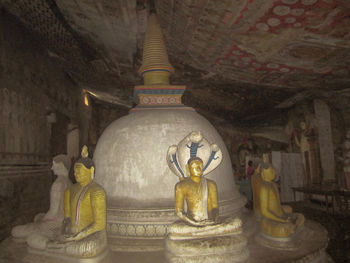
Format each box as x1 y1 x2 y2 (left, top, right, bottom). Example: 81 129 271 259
0 166 51 241
0 11 79 240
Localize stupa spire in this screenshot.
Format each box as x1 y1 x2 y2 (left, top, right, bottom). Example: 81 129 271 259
138 13 174 85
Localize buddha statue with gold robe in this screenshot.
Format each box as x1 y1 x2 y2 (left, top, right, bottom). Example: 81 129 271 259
175 157 219 226
256 153 304 238
166 132 243 238
165 132 248 263
27 146 108 259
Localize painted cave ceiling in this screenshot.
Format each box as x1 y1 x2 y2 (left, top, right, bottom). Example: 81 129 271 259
1 0 350 126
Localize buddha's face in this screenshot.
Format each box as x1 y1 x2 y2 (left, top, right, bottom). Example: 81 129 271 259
189 159 204 177
300 122 306 130
74 163 93 185
262 154 268 163
51 161 67 176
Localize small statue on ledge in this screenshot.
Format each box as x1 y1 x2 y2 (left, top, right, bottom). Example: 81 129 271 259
255 153 304 238
12 154 72 241
27 146 108 259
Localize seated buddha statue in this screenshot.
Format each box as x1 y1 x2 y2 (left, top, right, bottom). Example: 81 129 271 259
12 154 72 241
257 154 304 238
27 146 108 259
165 132 248 263
175 157 219 226
167 132 243 239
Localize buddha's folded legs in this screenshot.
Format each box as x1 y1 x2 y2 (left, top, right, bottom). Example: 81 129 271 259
13 220 61 240
261 213 304 238
168 217 242 240
28 231 107 258
47 231 107 258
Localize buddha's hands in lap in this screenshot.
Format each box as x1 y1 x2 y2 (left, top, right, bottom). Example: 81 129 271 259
61 218 71 235
47 236 69 249
47 232 81 248
192 219 216 226
178 212 216 226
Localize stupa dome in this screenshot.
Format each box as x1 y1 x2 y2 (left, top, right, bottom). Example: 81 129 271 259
94 109 243 208
93 109 245 251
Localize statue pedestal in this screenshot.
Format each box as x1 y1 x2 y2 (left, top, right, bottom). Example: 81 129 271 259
27 246 110 263
248 219 331 263
165 218 249 263
166 234 249 263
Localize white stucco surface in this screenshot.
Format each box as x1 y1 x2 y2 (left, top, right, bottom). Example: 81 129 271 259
93 109 240 208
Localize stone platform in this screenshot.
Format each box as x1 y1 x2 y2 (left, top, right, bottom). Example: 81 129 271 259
0 218 332 263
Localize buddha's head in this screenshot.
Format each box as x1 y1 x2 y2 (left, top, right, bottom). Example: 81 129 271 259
74 146 95 186
52 154 71 177
188 157 204 178
300 121 307 131
262 153 269 163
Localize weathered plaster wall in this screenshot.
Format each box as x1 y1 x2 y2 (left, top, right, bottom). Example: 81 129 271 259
89 101 129 154
0 11 79 241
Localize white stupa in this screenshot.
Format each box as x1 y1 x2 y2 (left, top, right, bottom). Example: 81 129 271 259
93 13 245 251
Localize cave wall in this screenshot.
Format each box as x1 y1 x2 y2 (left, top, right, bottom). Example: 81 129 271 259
0 11 79 241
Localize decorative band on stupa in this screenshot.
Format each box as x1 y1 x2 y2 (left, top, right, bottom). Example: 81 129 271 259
132 13 193 111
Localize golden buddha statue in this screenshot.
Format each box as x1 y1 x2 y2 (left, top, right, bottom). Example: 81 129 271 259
256 154 304 238
166 132 243 238
27 146 108 259
175 157 219 226
165 132 248 263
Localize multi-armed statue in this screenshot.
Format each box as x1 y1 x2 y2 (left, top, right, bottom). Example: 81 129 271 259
27 146 108 261
165 131 249 263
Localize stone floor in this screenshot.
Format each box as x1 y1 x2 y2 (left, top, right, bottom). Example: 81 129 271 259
288 201 350 263
1 201 348 263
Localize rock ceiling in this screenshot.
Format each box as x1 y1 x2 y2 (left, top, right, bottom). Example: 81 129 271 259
1 0 350 126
